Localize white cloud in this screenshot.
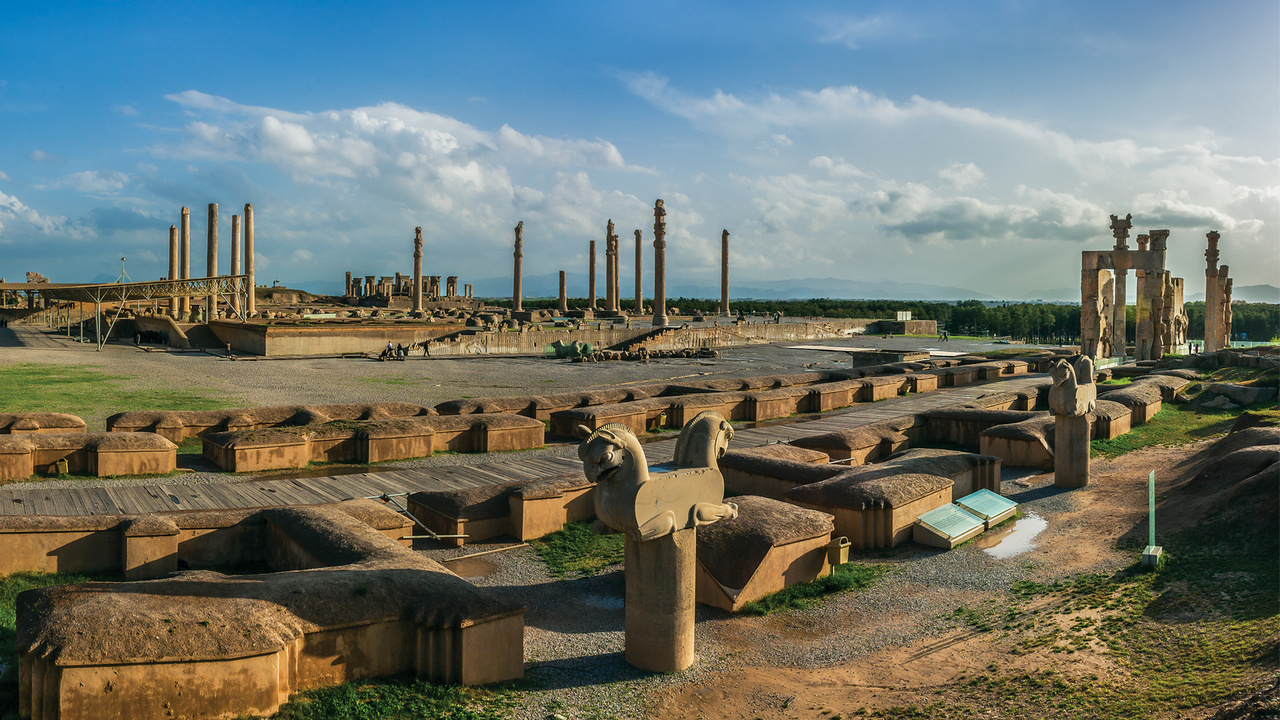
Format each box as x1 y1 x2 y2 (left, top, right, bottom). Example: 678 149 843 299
53 170 131 193
0 190 92 243
814 13 895 49
29 149 63 163
0 170 9 182
938 162 984 189
627 76 1278 291
114 104 139 117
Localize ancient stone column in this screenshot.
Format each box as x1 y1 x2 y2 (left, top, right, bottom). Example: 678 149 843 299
1221 274 1233 348
624 529 696 671
589 240 597 309
605 221 618 314
366 276 376 297
206 203 219 320
446 276 457 298
1050 356 1096 489
634 229 643 315
229 214 241 315
167 225 179 316
465 283 472 298
413 227 424 313
720 229 730 316
559 271 568 312
1108 213 1132 357
1145 230 1169 359
652 199 668 327
180 207 191 317
512 221 524 312
345 271 353 297
243 203 256 317
1204 231 1221 352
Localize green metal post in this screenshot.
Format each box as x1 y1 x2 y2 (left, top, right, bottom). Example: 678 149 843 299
1148 470 1155 548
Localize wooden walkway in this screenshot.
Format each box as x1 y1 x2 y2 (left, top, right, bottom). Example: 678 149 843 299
0 375 1049 517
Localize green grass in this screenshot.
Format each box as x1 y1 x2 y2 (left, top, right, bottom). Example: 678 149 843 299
1090 403 1242 459
0 363 231 417
260 675 514 720
741 563 888 616
0 571 122 718
943 511 1279 720
529 521 625 578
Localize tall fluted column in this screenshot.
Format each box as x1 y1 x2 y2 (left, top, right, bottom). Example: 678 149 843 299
512 221 524 312
243 204 255 317
559 271 568 312
206 203 219 320
604 220 614 312
180 207 191 317
413 227 424 313
167 225 179 316
634 229 642 315
720 229 730 316
588 240 597 309
652 199 668 327
1108 213 1132 357
229 214 241 316
1203 231 1221 352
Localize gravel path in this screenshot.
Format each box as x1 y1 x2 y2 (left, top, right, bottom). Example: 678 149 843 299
411 467 1120 720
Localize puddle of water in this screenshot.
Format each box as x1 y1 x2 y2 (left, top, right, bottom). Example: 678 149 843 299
442 556 498 580
981 511 1048 559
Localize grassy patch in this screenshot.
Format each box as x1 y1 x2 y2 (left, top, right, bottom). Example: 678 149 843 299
1091 403 1240 459
529 521 624 578
264 675 514 720
0 363 231 417
741 563 887 616
945 513 1279 719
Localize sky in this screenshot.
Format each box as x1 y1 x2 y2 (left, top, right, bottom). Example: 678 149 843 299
1 0 1276 300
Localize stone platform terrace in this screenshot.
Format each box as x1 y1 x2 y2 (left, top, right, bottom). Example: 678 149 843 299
0 374 1050 517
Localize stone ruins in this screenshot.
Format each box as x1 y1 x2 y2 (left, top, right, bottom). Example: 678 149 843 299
1080 214 1191 362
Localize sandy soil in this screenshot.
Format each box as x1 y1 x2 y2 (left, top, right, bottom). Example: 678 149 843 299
646 442 1236 720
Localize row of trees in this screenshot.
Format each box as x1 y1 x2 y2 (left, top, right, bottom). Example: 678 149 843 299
489 296 1278 343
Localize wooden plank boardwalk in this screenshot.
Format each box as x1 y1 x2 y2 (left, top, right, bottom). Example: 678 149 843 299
0 375 1048 517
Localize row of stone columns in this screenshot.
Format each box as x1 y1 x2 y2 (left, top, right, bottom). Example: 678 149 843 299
509 201 730 328
164 202 255 322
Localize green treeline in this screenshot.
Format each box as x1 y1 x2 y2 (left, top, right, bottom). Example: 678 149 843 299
492 296 1280 343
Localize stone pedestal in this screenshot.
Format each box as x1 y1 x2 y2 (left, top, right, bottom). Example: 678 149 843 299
1053 413 1090 488
624 528 696 672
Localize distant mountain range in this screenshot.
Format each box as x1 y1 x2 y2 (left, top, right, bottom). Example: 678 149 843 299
1186 284 1279 304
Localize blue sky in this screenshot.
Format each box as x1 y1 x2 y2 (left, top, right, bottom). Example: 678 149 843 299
1 0 1276 299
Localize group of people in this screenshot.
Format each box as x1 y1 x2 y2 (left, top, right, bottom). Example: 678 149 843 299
938 330 950 341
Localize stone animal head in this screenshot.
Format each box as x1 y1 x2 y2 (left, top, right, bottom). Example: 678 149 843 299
1050 359 1074 388
577 423 637 486
673 410 735 468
